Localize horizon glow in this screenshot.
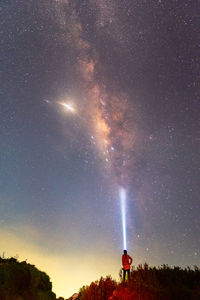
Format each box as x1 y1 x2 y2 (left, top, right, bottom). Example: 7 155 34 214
120 188 127 250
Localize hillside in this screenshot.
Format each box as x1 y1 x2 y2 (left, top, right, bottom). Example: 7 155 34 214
73 264 200 300
0 256 56 300
1 257 200 300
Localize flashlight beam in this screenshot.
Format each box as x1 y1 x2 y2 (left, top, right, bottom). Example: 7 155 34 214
120 188 127 250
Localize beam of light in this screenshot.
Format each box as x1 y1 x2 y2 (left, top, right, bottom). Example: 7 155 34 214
59 102 75 113
120 187 127 250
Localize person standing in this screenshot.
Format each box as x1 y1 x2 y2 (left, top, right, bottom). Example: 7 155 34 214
122 250 132 280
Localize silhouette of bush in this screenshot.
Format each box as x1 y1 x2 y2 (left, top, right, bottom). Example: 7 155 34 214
77 276 117 300
77 264 200 300
0 256 56 300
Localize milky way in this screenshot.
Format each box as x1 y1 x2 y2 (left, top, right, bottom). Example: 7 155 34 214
52 0 142 188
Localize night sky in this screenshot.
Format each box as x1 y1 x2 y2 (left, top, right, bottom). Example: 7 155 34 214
0 0 199 298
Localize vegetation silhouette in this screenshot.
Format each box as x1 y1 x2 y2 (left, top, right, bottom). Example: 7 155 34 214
71 263 200 300
1 256 200 299
0 256 56 300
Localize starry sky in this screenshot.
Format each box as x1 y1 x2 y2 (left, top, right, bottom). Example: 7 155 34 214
0 0 199 298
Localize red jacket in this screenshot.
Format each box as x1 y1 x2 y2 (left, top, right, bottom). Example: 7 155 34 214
122 254 133 270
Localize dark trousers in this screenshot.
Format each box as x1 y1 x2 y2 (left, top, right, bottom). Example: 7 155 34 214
123 268 130 280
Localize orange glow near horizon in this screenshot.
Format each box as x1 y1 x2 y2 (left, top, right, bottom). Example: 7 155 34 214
1 227 121 299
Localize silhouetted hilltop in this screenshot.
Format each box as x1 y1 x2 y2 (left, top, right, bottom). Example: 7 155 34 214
72 264 200 300
1 257 200 300
0 256 56 300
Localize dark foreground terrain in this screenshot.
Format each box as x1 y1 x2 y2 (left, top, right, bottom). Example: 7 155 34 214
0 257 200 300
72 263 200 300
0 256 56 300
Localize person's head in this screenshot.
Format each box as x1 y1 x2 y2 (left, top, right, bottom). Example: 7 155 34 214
123 249 127 255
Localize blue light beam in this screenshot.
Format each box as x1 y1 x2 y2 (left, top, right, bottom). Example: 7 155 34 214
120 188 127 250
